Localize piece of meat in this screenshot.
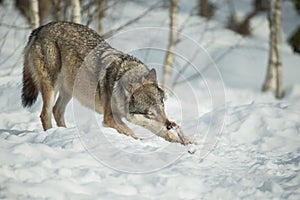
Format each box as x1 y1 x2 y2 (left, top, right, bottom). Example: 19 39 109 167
170 122 191 146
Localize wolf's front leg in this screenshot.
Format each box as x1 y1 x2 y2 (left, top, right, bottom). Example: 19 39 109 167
103 115 138 139
156 130 181 143
103 105 138 140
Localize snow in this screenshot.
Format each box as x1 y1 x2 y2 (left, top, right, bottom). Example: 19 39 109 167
1 0 300 199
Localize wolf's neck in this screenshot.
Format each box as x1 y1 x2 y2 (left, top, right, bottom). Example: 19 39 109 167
121 64 148 88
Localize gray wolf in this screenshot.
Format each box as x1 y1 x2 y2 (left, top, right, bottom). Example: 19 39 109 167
22 21 182 143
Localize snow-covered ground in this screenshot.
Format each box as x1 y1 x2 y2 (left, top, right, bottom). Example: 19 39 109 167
1 0 300 199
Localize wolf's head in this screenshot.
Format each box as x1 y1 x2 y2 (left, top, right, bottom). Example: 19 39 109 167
125 69 173 135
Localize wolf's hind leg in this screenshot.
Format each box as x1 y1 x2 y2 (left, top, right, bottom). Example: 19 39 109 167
40 83 55 131
53 88 71 127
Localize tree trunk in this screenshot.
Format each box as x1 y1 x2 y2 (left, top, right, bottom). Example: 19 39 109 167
163 0 178 87
273 0 284 98
97 0 105 34
30 0 40 29
71 0 81 23
262 0 284 98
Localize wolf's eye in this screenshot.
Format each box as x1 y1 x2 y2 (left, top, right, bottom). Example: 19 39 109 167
129 109 147 115
146 111 155 119
148 111 155 116
136 111 147 115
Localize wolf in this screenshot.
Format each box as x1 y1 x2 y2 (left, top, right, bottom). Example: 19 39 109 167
22 21 184 144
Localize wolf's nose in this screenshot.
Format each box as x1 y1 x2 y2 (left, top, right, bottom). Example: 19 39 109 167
167 125 172 130
166 121 172 130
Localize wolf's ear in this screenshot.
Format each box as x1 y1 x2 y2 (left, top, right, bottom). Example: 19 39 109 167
143 68 157 83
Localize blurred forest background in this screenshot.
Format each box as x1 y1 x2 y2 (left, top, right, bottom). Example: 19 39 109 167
0 0 300 98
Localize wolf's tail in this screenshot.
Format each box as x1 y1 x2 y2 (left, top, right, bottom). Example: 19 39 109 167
21 26 44 108
22 65 38 108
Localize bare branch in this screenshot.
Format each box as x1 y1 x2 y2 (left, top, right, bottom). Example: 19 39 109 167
103 1 162 39
0 22 30 30
171 22 211 89
172 3 268 88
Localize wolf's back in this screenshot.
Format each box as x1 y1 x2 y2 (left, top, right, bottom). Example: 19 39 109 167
22 22 105 108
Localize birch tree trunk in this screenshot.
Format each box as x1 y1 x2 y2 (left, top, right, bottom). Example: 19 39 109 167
71 0 81 24
97 0 105 34
273 0 284 98
30 0 40 29
163 0 178 87
262 0 284 98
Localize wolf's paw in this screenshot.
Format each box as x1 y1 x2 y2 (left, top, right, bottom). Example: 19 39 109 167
130 134 139 140
117 125 138 140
